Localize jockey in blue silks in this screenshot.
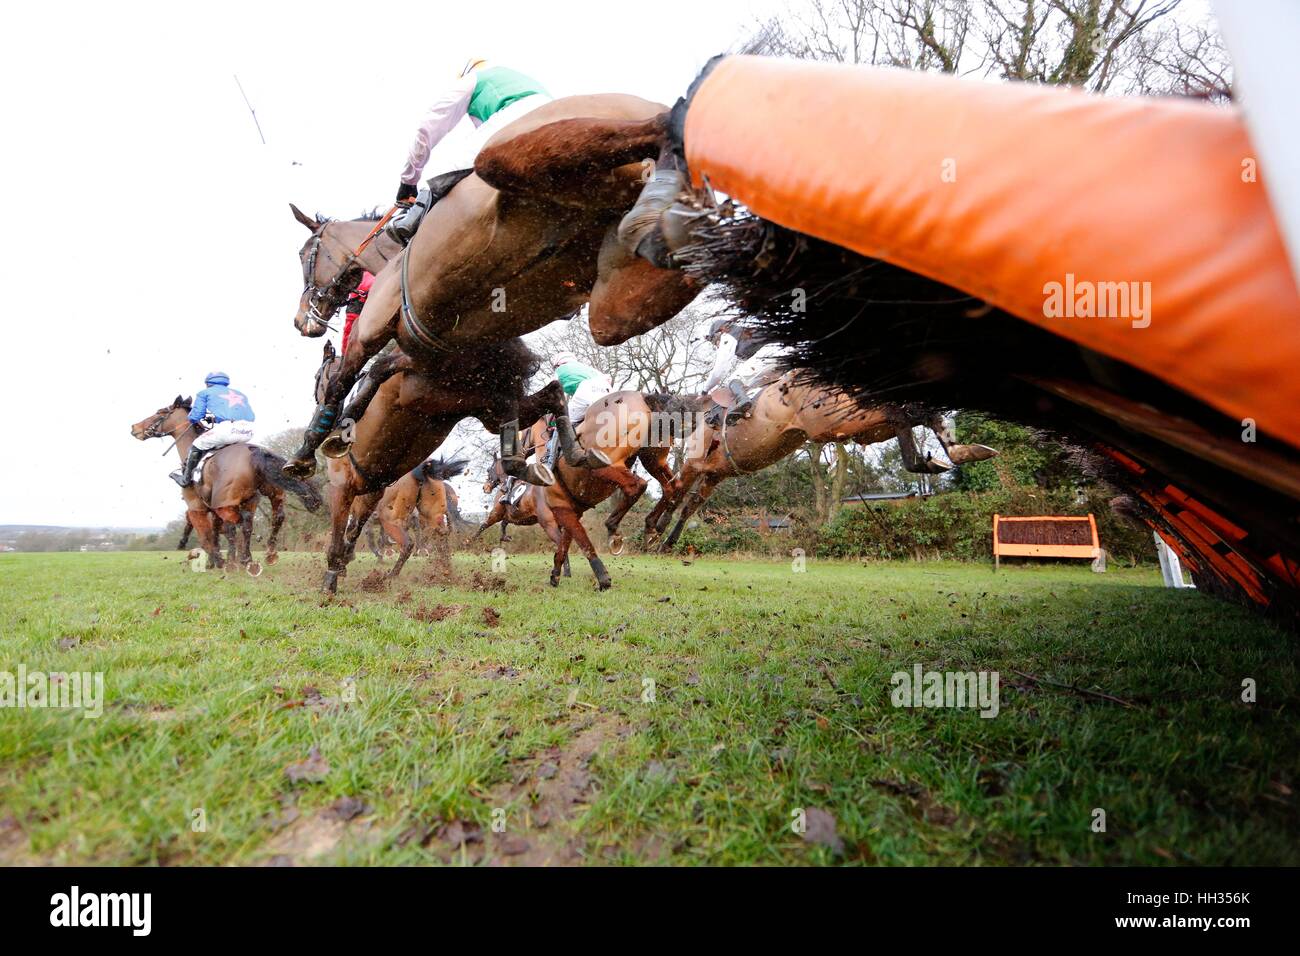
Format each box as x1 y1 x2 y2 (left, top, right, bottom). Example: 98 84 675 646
172 372 256 487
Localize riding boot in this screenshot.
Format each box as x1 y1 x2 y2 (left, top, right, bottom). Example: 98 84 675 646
284 403 338 477
172 446 204 487
554 414 610 469
384 189 431 246
725 380 754 421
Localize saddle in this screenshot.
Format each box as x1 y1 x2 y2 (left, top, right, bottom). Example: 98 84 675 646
385 168 476 245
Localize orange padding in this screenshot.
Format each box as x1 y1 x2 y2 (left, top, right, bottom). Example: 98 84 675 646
684 56 1300 445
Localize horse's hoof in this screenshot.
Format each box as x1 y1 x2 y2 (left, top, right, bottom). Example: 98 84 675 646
525 462 555 486
246 561 263 578
283 458 316 479
264 552 279 565
320 438 346 458
597 578 612 591
322 570 340 594
608 534 625 556
549 575 559 588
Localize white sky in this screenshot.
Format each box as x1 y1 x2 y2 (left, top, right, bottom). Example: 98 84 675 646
0 0 776 528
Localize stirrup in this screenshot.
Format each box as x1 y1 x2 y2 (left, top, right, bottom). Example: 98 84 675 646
170 469 188 488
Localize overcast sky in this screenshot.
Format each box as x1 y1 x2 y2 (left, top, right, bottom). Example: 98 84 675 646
0 0 774 527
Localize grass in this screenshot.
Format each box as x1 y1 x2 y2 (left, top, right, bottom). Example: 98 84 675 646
0 550 1296 866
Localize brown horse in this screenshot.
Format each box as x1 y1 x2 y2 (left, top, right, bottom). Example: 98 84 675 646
131 397 322 571
517 391 684 589
285 94 700 481
365 456 468 583
650 376 997 550
307 342 573 594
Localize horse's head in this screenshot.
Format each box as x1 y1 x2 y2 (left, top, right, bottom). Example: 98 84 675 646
313 340 340 405
130 395 192 441
291 203 363 338
483 456 504 494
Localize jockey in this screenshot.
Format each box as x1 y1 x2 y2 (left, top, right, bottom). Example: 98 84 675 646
340 271 374 355
387 59 551 244
172 373 256 488
700 320 785 427
543 351 612 470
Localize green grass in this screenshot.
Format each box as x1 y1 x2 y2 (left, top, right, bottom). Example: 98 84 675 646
0 550 1295 866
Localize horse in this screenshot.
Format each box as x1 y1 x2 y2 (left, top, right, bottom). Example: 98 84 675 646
284 94 701 482
130 397 322 571
365 456 468 583
650 376 997 550
517 391 684 589
306 341 575 594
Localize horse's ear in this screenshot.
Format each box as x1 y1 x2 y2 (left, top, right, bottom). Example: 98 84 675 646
182 396 193 408
323 340 335 359
173 394 184 407
290 203 319 232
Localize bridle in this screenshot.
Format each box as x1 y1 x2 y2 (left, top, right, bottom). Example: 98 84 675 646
300 210 402 329
143 407 196 456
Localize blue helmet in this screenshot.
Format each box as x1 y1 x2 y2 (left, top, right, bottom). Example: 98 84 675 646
204 371 230 387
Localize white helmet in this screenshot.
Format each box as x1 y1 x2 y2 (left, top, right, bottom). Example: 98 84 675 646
552 351 577 370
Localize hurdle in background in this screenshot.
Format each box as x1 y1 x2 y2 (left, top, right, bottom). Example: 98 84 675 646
992 514 1101 570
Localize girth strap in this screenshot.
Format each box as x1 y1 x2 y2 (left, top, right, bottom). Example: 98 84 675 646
399 248 454 354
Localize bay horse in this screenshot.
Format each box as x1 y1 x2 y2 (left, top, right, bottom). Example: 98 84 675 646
521 391 684 590
650 376 997 550
307 342 573 594
284 94 701 481
366 456 468 583
130 397 323 571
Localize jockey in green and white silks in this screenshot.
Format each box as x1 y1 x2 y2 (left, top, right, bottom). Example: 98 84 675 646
387 60 550 244
552 351 613 426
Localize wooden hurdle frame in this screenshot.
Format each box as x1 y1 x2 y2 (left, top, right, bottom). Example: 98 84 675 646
992 514 1100 569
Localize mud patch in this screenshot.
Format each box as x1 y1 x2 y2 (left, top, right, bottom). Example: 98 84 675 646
481 606 501 628
468 570 514 594
259 810 376 865
409 603 465 623
444 714 630 866
360 570 389 593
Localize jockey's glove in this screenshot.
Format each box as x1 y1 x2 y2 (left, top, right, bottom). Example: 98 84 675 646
396 182 418 204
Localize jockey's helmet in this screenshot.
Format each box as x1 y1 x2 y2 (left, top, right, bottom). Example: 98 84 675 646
204 372 230 386
460 57 488 78
551 351 577 370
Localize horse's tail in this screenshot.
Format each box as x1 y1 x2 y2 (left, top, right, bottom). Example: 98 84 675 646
423 456 470 482
252 447 324 512
443 482 468 530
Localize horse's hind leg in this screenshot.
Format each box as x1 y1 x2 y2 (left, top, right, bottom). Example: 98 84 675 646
663 475 720 551
475 112 668 210
265 491 285 564
382 512 415 582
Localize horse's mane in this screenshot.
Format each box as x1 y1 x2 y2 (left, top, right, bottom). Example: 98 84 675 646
313 208 384 225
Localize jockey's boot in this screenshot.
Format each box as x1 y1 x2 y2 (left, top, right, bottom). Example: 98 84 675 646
554 414 610 469
384 189 431 246
283 403 339 478
617 167 686 267
172 446 204 488
724 380 754 422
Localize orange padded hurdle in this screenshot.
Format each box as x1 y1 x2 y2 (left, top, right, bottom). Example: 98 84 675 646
992 514 1100 569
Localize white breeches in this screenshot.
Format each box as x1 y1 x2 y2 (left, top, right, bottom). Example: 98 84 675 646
568 378 611 425
193 420 254 452
425 94 552 179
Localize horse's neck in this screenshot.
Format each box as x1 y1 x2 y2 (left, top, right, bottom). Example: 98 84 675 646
335 220 397 275
174 424 196 458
